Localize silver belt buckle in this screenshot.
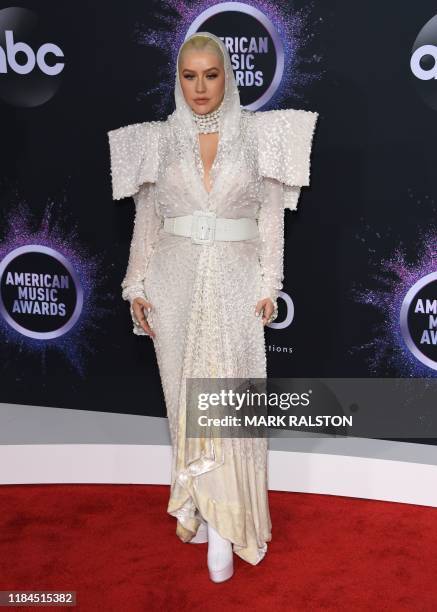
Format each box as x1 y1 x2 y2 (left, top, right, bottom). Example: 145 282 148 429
191 210 216 245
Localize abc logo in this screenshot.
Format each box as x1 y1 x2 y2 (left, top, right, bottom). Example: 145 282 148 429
267 291 295 330
410 45 437 81
410 14 437 110
0 30 64 75
0 7 64 107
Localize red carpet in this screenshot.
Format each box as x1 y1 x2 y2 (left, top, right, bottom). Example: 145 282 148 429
0 484 436 611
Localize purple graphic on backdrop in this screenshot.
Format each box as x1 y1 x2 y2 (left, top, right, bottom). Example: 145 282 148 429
133 0 322 112
0 199 106 377
350 220 437 376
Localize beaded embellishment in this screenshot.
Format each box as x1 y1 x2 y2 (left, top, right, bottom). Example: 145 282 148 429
191 99 224 133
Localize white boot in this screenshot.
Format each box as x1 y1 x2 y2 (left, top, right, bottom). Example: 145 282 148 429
207 523 234 583
188 518 208 544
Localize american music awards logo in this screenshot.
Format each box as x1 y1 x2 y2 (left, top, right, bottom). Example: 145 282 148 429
351 227 437 376
0 7 65 107
400 272 437 372
410 14 437 110
135 0 321 112
186 3 283 109
0 245 83 339
0 201 106 376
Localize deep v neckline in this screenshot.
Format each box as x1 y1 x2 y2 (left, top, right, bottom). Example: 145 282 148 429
196 132 221 198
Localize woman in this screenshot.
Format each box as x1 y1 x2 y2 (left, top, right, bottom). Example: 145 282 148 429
108 31 318 582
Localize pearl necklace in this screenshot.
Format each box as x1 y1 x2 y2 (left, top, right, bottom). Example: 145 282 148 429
191 99 223 133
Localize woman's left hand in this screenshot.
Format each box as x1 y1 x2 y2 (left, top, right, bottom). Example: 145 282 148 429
255 298 276 326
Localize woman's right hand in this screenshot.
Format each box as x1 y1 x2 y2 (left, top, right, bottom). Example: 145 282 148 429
132 297 156 338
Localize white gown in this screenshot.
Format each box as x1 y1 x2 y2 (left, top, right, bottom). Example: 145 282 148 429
108 32 318 566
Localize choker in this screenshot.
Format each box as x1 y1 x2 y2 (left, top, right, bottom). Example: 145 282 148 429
191 99 223 133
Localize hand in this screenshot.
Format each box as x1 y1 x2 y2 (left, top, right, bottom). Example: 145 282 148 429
255 297 276 326
132 297 156 338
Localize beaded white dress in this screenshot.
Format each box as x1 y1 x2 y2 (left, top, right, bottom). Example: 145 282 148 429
108 31 318 566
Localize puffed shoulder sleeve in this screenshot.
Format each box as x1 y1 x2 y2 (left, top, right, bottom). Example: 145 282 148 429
107 121 161 200
255 108 319 210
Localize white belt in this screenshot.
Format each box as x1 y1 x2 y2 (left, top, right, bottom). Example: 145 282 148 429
163 210 259 245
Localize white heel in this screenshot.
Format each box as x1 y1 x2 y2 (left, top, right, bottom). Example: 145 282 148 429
207 523 234 583
208 558 234 583
189 520 208 544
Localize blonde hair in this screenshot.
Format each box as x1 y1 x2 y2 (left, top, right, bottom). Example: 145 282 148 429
178 34 224 68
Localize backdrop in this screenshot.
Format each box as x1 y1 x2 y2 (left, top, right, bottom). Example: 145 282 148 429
0 2 435 444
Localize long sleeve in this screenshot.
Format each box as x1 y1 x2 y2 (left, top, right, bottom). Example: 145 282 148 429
107 120 162 335
257 177 289 304
121 185 162 335
254 108 318 318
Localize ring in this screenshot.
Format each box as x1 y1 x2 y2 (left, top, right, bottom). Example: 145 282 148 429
266 302 278 324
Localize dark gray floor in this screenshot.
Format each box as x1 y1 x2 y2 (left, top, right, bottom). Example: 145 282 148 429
1 403 436 465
